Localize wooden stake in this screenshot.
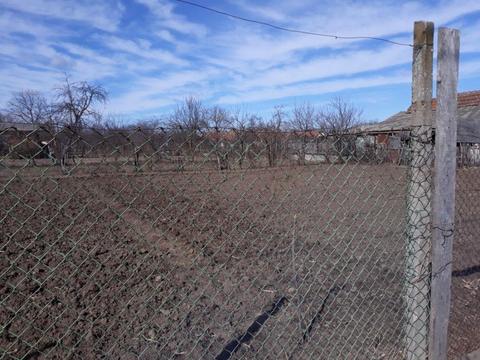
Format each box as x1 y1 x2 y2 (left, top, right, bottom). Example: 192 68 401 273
429 27 460 360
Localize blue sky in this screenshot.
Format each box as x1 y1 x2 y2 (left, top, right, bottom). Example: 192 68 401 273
1 0 480 123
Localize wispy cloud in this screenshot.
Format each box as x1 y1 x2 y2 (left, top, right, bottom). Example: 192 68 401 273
233 45 411 91
228 0 288 22
0 64 64 105
0 0 479 120
108 68 221 114
1 0 124 32
0 10 59 38
135 0 208 37
217 71 411 105
97 35 189 66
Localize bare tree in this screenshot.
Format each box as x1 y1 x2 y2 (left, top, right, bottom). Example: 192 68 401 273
290 103 316 131
289 102 317 164
7 90 50 124
55 78 108 170
3 90 56 165
318 97 362 135
98 116 128 165
169 96 207 130
258 105 287 167
318 97 363 162
129 118 167 171
207 105 232 170
208 106 230 129
168 97 208 165
56 78 107 129
270 105 286 129
231 110 258 169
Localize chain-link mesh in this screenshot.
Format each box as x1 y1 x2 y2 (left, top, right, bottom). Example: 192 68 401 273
404 125 433 360
0 122 453 359
448 156 480 358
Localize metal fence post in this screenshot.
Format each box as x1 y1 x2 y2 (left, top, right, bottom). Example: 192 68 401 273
405 20 434 360
429 27 460 360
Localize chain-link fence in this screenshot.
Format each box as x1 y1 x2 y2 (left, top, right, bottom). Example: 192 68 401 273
404 125 433 360
449 158 480 358
0 122 475 359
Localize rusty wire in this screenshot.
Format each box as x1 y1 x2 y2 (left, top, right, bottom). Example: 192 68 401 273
0 123 474 359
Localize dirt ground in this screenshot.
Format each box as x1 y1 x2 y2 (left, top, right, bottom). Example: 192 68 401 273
0 163 478 359
449 168 480 359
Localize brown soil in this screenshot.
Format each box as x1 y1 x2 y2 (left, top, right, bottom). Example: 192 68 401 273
0 164 477 359
449 168 480 359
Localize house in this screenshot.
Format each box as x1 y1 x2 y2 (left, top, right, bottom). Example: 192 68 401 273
0 122 40 132
0 122 49 159
356 90 480 165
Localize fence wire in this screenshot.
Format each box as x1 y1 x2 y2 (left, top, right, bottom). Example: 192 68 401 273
0 123 474 359
404 125 433 360
449 163 480 358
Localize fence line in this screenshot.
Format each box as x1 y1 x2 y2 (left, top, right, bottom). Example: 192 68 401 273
0 21 478 360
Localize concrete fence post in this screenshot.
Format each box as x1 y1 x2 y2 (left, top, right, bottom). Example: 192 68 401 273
405 20 434 360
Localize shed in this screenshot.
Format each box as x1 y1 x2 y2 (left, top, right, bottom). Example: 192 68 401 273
0 122 47 159
356 91 480 165
357 91 480 142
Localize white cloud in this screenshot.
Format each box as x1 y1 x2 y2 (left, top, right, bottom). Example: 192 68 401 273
217 71 411 105
228 0 288 22
98 35 189 66
135 0 207 37
182 0 480 109
0 0 124 32
260 0 480 40
198 0 480 72
456 20 480 53
156 29 176 43
1 0 480 119
0 64 63 105
0 10 60 38
235 45 411 90
59 44 116 66
460 59 480 78
107 68 220 114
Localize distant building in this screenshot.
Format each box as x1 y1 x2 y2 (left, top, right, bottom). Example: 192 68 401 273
0 122 48 159
0 122 40 132
356 90 480 165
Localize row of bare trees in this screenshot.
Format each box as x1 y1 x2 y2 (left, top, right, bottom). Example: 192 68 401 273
163 96 361 134
1 82 363 170
163 96 363 168
5 79 107 128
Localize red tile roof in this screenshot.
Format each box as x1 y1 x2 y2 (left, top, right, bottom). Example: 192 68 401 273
205 130 237 142
408 90 480 112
